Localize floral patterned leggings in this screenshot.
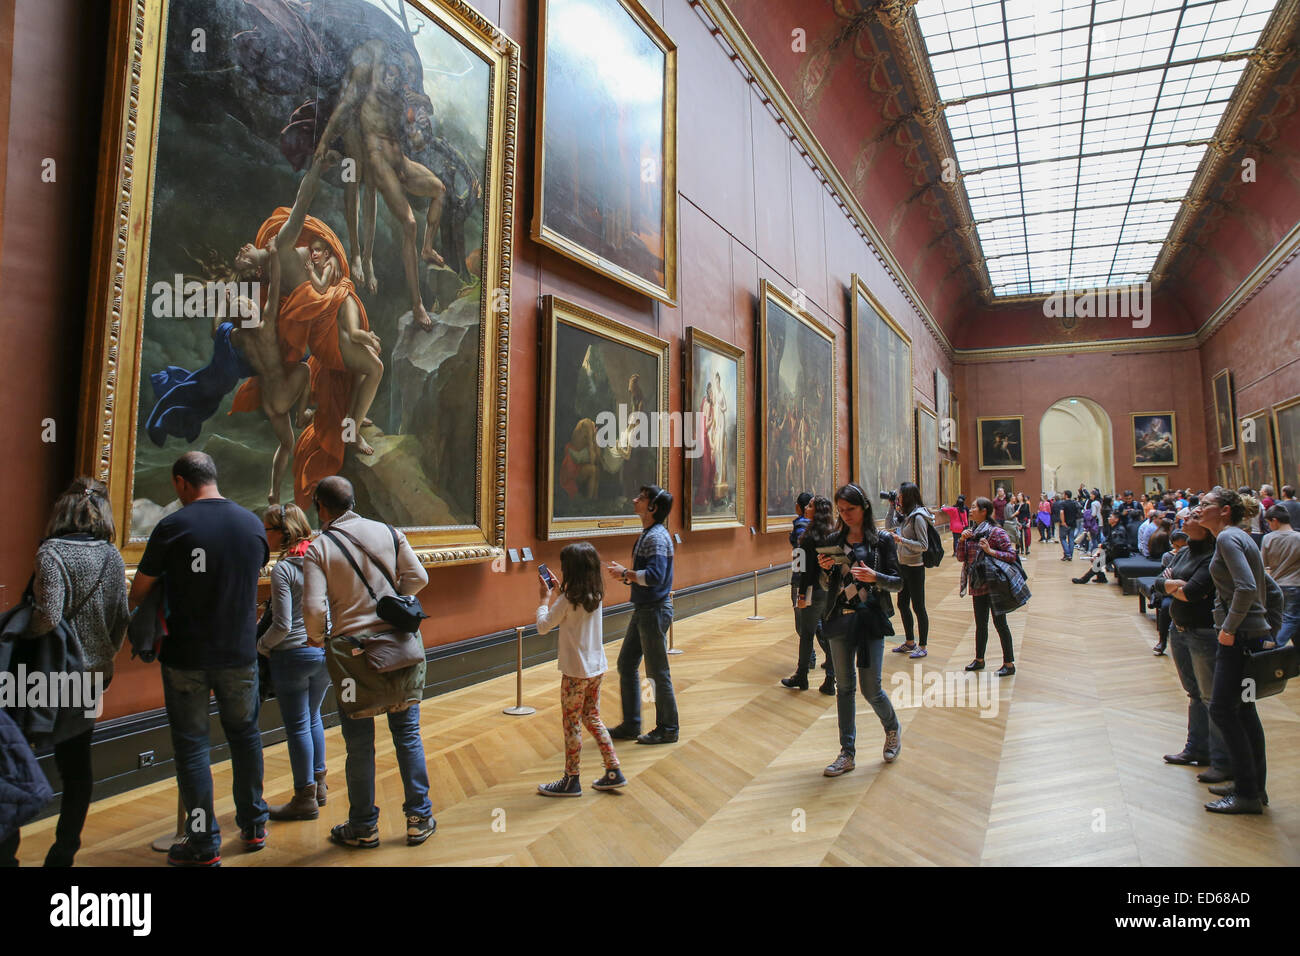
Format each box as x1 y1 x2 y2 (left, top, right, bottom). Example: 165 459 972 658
561 675 619 776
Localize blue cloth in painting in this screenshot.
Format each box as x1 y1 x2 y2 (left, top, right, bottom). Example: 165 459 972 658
146 322 254 446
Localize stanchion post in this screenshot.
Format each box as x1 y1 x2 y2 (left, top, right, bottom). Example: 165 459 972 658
503 624 536 716
747 569 766 621
150 794 185 852
667 590 682 654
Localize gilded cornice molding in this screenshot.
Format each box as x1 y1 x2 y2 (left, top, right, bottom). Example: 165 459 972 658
1195 217 1300 345
953 334 1201 364
697 0 954 357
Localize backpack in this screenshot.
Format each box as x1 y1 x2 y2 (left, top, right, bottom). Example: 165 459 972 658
920 513 945 568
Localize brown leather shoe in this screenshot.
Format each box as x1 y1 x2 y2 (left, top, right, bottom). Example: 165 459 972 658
269 783 319 821
315 771 327 807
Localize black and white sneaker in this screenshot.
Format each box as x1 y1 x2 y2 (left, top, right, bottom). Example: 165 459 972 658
406 813 437 845
591 768 628 791
330 821 380 849
167 838 221 867
538 774 582 797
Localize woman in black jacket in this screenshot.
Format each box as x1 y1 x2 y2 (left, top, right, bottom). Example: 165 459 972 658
783 496 836 692
816 485 903 777
785 492 814 677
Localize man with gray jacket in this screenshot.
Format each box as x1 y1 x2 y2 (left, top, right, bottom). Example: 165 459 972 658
304 476 434 848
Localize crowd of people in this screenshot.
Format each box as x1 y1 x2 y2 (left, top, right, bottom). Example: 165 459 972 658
5 456 1298 867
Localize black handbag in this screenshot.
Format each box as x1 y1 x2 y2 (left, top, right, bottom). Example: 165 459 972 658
1242 643 1299 700
324 527 429 634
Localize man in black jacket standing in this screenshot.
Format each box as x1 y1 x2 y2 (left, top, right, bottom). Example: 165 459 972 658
1059 490 1081 561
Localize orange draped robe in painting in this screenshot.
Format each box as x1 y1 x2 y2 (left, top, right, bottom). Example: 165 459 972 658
230 208 372 509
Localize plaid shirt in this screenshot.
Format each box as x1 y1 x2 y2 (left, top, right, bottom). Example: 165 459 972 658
956 521 1017 597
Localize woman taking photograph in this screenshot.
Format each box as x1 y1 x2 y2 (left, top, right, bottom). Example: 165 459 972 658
816 484 903 777
884 481 933 658
1 477 129 867
956 497 1019 676
940 494 969 557
784 496 836 692
259 503 330 820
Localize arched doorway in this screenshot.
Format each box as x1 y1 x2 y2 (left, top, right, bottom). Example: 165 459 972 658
1039 397 1113 494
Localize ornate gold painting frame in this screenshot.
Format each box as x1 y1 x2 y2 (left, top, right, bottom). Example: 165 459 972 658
683 327 746 531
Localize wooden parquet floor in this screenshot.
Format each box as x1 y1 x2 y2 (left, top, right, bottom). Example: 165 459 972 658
21 546 1300 866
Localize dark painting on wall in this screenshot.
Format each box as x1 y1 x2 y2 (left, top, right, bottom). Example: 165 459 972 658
916 404 938 505
1274 396 1300 491
761 281 835 531
539 296 669 539
685 328 745 530
1213 369 1236 453
990 476 1016 498
850 275 912 505
977 416 1024 470
83 0 518 569
534 0 677 303
1240 408 1276 491
1132 412 1178 466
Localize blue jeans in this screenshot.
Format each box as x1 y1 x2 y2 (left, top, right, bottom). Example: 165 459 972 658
1061 522 1076 558
617 601 679 732
1277 587 1300 647
337 702 432 827
1209 630 1269 799
793 591 827 671
1168 626 1229 771
826 612 899 757
162 662 268 851
268 647 330 789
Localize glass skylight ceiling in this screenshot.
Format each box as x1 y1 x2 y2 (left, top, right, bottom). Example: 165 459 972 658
914 0 1278 297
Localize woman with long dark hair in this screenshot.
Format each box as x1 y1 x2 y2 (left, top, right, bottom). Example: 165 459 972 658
1 478 128 867
260 502 331 820
884 481 933 658
956 496 1019 676
941 494 969 557
785 491 814 677
784 496 837 692
816 484 903 776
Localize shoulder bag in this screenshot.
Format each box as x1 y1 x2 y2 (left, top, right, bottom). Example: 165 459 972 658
323 528 427 673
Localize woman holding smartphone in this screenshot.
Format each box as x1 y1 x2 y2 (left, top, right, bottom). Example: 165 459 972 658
956 497 1019 676
817 484 903 777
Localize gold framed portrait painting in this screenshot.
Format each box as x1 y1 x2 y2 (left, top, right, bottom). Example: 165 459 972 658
684 328 745 531
761 280 836 532
539 296 670 540
915 403 939 506
533 0 677 303
1239 408 1277 491
1212 368 1236 453
1143 475 1169 497
1132 412 1178 467
934 370 950 452
850 274 912 501
990 476 1016 498
977 416 1024 470
79 0 520 569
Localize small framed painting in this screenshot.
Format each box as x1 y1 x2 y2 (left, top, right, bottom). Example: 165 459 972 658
1142 475 1168 497
990 476 1016 498
1132 412 1178 466
1212 369 1236 453
684 327 745 531
934 370 950 451
977 416 1024 470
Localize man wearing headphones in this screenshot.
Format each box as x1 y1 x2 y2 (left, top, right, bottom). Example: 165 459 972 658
606 485 679 745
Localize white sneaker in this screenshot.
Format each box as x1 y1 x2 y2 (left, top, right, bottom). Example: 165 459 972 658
883 728 901 763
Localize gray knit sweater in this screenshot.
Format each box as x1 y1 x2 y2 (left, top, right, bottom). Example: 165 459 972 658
31 537 130 680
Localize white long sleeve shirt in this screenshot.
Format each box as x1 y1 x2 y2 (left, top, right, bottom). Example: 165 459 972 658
536 594 606 679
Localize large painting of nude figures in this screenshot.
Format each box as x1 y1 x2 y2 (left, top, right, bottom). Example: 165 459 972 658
539 296 670 540
533 0 677 304
850 274 912 509
761 280 836 533
78 0 518 567
684 328 745 531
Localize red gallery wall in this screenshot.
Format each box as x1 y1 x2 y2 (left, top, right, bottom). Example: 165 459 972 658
0 0 956 720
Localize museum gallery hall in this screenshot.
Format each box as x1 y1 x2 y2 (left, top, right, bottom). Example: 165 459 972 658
4 0 1300 896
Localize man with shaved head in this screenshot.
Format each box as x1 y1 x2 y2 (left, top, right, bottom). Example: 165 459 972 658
130 451 270 866
303 475 433 849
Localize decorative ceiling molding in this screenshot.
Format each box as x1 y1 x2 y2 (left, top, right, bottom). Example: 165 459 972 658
695 0 955 357
953 333 1200 364
1194 217 1300 345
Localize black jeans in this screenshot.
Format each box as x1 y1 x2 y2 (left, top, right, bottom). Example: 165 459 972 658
792 590 827 672
1155 596 1172 642
972 593 1015 663
897 565 929 646
0 727 95 867
1209 631 1269 799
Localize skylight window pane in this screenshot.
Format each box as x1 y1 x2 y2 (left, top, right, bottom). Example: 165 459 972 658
915 0 1278 296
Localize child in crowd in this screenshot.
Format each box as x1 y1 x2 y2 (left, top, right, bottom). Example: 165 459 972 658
535 542 627 797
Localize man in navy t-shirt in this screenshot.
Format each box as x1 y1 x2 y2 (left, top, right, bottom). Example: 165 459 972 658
130 451 269 866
